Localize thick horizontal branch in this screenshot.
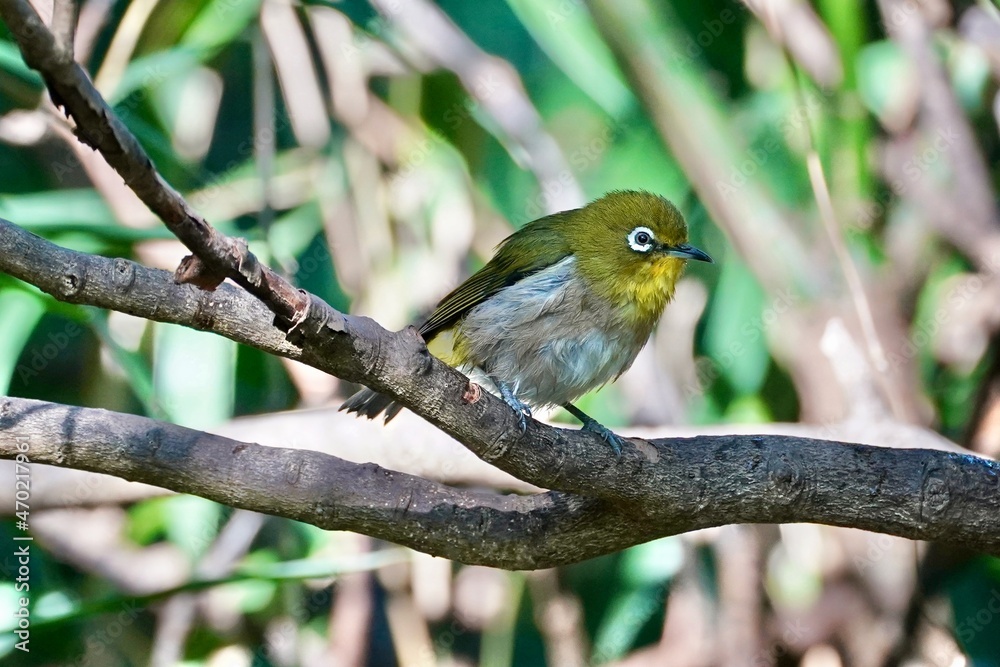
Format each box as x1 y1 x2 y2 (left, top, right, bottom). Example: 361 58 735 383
2 221 1000 560
0 397 658 569
4 396 1000 568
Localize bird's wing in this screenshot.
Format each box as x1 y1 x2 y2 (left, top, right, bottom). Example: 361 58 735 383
419 211 576 341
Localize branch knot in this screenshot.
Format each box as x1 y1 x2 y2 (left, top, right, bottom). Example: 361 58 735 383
766 455 808 506
56 258 86 299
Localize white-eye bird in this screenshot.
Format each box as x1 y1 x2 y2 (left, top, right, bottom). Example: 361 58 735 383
341 190 713 454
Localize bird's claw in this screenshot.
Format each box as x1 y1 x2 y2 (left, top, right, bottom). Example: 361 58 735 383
514 408 528 432
581 419 626 459
506 400 531 432
495 379 531 433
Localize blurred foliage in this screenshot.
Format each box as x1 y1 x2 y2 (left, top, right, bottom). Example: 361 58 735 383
2 0 1000 665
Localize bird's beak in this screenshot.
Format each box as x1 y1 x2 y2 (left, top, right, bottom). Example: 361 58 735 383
664 243 713 263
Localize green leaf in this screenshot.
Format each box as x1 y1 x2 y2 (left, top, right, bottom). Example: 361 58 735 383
0 40 41 85
505 0 633 116
181 0 262 56
163 496 223 561
0 286 46 393
268 203 324 266
0 189 114 227
590 539 681 663
33 591 77 622
88 309 164 420
235 551 408 580
590 123 688 197
946 557 1000 663
126 497 171 546
591 585 664 663
108 48 202 106
0 190 173 244
950 40 991 112
856 41 916 124
702 256 769 395
621 537 684 586
721 394 772 424
217 551 279 613
153 322 236 428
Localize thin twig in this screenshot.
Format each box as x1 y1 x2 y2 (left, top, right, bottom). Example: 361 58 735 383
778 38 907 419
805 154 902 410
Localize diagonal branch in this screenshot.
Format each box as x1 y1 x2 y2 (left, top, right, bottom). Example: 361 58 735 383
0 0 308 322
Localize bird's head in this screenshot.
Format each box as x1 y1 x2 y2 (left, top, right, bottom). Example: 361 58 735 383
566 190 712 326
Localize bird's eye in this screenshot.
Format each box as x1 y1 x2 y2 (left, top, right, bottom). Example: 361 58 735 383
627 227 655 253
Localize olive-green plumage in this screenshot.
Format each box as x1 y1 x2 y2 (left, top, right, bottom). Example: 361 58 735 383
342 190 712 454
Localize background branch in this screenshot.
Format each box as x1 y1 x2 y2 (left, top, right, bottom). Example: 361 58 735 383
50 0 76 58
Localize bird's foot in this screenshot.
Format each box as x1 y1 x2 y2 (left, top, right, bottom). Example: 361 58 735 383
562 403 627 458
493 378 531 432
580 418 627 458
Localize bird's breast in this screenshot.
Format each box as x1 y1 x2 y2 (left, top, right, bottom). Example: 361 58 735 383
450 256 651 407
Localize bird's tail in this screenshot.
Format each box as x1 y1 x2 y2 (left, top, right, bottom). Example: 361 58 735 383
340 387 405 423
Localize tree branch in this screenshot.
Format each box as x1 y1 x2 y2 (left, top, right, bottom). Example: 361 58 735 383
2 220 1000 562
3 391 1000 570
0 0 309 322
0 396 653 569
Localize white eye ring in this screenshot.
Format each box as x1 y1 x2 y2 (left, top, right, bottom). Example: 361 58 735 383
627 226 656 253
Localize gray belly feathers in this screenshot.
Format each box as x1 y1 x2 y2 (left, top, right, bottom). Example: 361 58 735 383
455 256 645 407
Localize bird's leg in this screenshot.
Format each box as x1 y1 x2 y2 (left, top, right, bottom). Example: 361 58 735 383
562 403 626 458
491 376 531 432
